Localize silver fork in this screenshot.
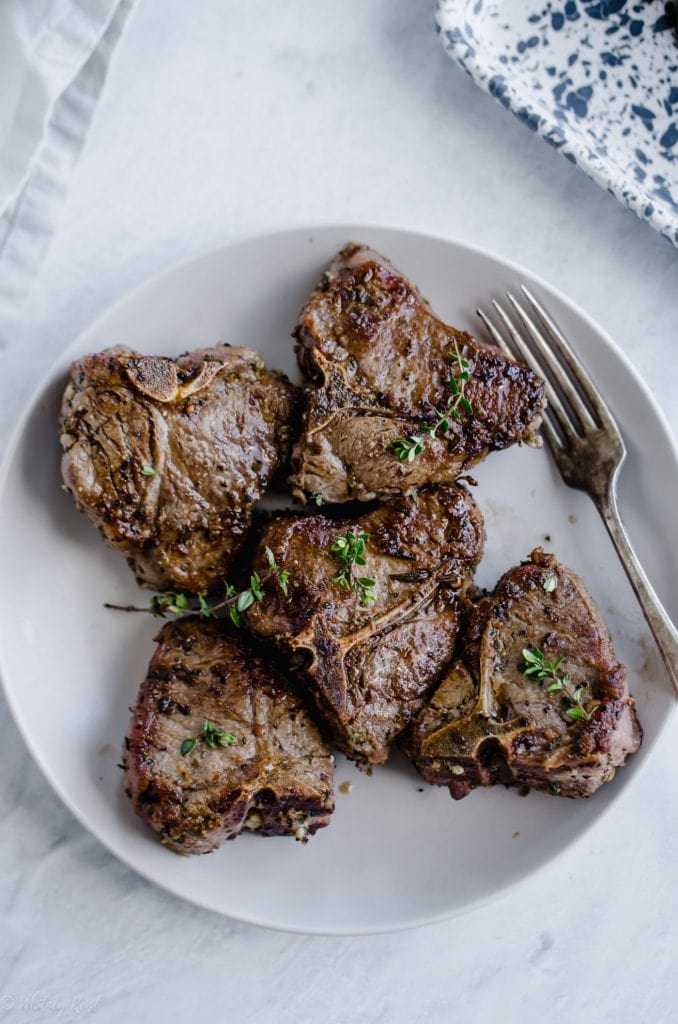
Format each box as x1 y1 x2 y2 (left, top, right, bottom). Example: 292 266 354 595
477 286 678 697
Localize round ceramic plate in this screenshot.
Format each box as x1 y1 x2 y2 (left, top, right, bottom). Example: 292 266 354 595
0 226 676 934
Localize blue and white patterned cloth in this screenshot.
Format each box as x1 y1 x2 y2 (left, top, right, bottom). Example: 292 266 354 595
437 0 678 246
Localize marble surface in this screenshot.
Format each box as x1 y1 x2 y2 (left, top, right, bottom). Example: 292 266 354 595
0 1 676 1021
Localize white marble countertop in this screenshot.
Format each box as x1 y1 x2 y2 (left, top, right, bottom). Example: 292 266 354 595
1 2 677 1022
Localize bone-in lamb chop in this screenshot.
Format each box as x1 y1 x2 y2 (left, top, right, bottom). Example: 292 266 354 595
289 244 546 504
247 483 485 767
407 549 641 799
60 344 296 594
123 619 335 853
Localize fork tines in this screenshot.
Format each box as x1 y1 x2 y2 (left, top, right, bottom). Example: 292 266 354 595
477 287 624 459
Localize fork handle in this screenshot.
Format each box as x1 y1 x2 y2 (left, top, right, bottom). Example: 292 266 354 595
599 491 678 697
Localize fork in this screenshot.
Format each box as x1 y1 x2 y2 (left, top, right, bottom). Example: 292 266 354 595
477 286 678 697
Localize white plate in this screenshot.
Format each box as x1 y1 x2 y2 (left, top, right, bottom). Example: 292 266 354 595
0 226 676 934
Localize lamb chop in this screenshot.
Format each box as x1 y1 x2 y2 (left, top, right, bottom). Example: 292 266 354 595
407 549 642 799
60 344 296 594
246 483 485 767
290 243 546 504
123 619 335 853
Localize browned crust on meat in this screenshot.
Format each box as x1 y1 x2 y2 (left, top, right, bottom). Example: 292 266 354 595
59 343 297 594
289 244 546 503
123 619 335 854
247 483 485 766
407 548 642 799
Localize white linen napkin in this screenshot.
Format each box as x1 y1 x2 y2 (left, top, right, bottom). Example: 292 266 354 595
0 0 137 344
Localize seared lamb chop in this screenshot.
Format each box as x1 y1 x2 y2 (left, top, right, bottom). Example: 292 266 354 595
60 344 296 594
289 244 546 504
247 484 485 767
124 619 334 853
407 549 641 799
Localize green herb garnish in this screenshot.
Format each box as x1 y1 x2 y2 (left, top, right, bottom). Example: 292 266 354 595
141 464 156 477
150 592 190 617
543 575 557 593
521 646 597 722
202 720 237 749
220 556 290 628
225 572 265 627
446 341 474 421
180 721 236 756
330 530 376 606
106 548 291 626
265 546 290 597
393 341 473 462
392 435 426 463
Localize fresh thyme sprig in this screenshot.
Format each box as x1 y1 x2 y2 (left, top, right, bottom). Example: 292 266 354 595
330 530 376 606
393 341 474 462
180 720 237 756
520 646 598 722
148 592 193 617
392 435 425 462
105 546 290 628
446 341 474 421
221 547 290 627
264 545 291 597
